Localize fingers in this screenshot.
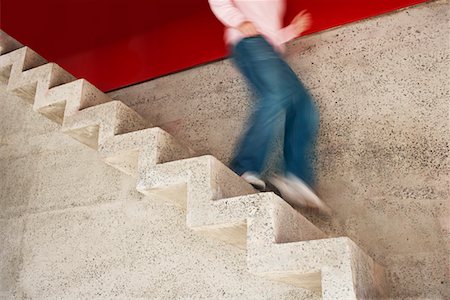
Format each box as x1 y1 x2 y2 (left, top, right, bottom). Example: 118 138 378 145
292 9 312 35
243 28 259 37
242 26 259 37
238 21 260 37
293 9 309 22
297 9 308 18
302 13 312 30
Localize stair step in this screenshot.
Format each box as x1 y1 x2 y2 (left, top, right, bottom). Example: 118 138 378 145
0 47 48 90
246 196 387 298
6 53 75 103
33 78 111 124
137 155 257 210
99 127 196 177
0 30 24 55
189 192 326 248
62 100 149 150
138 155 387 298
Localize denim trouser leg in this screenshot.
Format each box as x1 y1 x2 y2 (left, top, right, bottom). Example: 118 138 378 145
284 80 319 186
230 36 319 187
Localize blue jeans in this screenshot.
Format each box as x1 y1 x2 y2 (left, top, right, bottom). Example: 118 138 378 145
230 36 319 187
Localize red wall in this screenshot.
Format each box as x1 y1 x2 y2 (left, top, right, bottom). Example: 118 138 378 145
1 0 426 92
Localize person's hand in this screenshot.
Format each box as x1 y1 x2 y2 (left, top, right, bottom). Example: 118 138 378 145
291 10 312 36
237 21 259 37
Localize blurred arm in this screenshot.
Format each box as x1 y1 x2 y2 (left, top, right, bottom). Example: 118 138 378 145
278 10 312 44
278 24 298 44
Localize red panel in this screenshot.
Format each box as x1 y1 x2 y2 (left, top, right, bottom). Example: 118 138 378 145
1 0 426 92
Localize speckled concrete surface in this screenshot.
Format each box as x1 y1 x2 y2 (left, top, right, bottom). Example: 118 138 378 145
99 127 195 178
0 91 128 218
0 216 25 299
34 79 112 124
0 42 383 296
109 1 450 297
61 100 149 149
0 89 317 299
1 0 448 298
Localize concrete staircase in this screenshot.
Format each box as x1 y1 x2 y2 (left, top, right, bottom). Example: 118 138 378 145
0 30 387 299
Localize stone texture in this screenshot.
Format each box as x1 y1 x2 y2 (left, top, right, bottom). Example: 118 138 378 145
246 196 386 298
138 155 385 297
1 33 373 299
17 198 317 299
0 0 448 298
0 216 25 299
0 90 135 218
0 84 317 300
99 127 195 178
385 252 450 298
62 100 149 149
1 48 74 103
34 79 112 124
0 47 46 89
137 155 256 211
109 1 450 296
0 39 384 296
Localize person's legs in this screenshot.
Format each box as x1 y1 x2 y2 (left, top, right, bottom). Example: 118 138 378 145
230 36 295 177
283 79 319 187
229 37 329 213
269 76 330 214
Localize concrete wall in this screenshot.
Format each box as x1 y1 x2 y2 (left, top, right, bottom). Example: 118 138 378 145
109 1 449 298
0 1 448 299
0 93 315 299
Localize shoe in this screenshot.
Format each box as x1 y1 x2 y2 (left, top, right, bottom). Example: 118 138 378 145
285 173 332 215
269 174 332 216
241 171 266 191
269 175 308 207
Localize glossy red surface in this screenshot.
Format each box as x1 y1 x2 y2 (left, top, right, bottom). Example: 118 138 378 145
1 0 426 92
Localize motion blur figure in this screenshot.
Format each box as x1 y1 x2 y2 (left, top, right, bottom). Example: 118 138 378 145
208 0 331 214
